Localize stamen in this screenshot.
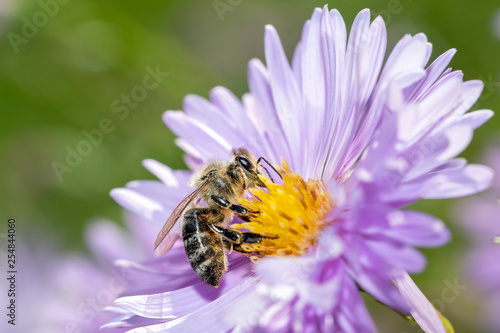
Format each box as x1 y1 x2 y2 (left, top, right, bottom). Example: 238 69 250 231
232 159 334 260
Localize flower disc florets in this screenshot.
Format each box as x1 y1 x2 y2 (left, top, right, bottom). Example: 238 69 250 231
233 159 334 259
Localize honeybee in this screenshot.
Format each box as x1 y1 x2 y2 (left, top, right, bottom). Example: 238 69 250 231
153 148 280 287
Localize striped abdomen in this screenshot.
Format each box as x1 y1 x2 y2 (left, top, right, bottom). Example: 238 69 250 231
182 208 226 287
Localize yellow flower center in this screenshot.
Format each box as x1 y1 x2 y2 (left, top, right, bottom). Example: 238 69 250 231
232 159 334 260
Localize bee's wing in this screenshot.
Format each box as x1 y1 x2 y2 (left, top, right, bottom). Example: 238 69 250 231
153 176 212 254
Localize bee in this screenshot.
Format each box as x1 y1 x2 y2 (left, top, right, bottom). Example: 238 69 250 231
153 148 280 287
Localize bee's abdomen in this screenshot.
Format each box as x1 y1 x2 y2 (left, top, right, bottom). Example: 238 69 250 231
182 208 226 287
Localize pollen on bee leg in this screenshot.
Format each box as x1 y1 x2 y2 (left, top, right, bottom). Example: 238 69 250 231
232 159 334 259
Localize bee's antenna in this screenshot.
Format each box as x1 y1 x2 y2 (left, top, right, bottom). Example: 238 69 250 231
259 164 275 183
257 157 283 183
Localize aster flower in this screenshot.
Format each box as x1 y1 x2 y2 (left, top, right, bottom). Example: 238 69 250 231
456 147 500 331
0 215 155 332
109 6 493 332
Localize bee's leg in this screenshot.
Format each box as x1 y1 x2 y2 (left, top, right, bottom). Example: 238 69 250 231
223 240 233 253
238 215 252 222
210 224 278 245
211 195 260 218
223 240 255 254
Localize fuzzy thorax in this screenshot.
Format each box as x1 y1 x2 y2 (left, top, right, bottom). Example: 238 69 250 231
232 159 333 259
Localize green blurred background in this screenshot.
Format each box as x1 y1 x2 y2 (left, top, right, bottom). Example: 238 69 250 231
1 0 499 331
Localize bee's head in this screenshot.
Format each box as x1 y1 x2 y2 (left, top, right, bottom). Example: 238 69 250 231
233 148 266 188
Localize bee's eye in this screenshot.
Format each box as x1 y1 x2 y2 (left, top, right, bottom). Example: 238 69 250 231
237 156 253 172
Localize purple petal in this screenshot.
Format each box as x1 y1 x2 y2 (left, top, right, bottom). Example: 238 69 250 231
335 274 377 333
125 212 164 255
85 220 142 266
101 313 166 330
343 236 410 313
422 164 494 199
399 125 474 182
110 188 167 226
123 277 257 332
315 9 346 171
298 8 327 176
384 210 451 247
163 111 232 160
115 267 254 319
376 154 494 203
174 138 203 168
450 109 494 130
405 48 456 101
247 58 292 164
323 9 388 181
125 180 179 204
449 80 484 117
210 86 253 132
264 24 302 171
365 239 427 273
396 271 446 333
381 33 431 83
399 73 463 144
464 246 500 291
456 196 500 238
182 94 247 147
142 159 187 187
